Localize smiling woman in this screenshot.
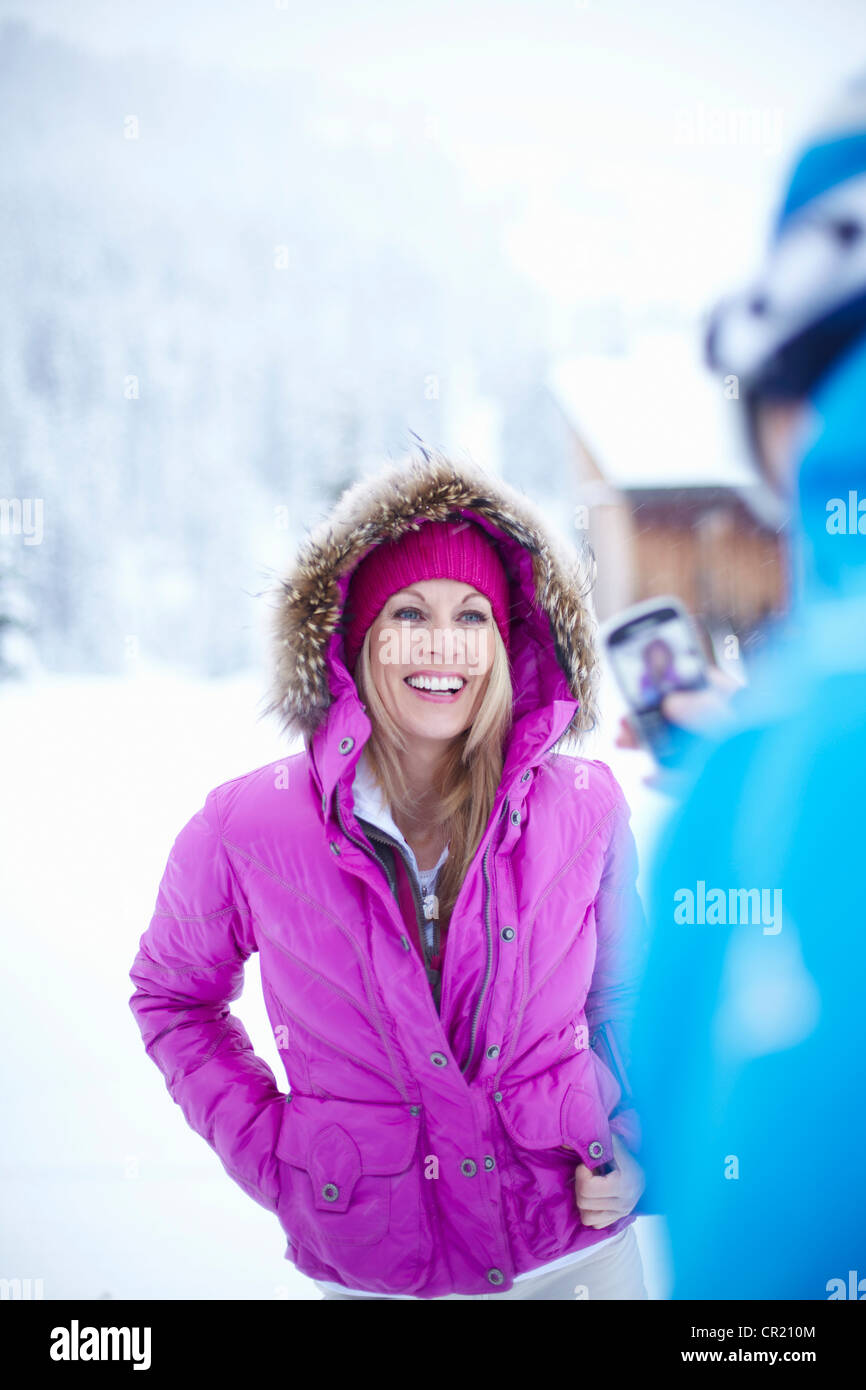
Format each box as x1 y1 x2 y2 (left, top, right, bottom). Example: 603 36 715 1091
346 524 514 929
129 446 649 1301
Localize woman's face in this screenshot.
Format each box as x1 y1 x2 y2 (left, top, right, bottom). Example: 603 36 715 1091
366 578 496 746
646 640 673 678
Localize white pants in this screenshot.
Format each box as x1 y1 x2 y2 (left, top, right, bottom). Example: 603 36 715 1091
315 1224 648 1300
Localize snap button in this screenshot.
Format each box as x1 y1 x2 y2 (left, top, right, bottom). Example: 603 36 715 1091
588 1140 605 1160
409 1105 421 1116
486 1044 499 1058
493 1091 503 1102
321 1183 340 1202
510 809 520 825
430 1052 448 1067
338 737 354 754
483 1155 495 1171
487 1268 505 1285
460 1158 477 1177
521 770 531 782
500 927 515 941
329 842 341 855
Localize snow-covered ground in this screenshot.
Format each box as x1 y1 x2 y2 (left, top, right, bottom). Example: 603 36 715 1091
0 665 673 1299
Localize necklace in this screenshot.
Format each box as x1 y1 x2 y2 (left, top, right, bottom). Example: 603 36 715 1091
416 855 445 920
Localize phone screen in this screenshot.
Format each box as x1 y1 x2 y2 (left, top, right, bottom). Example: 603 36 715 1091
607 608 707 715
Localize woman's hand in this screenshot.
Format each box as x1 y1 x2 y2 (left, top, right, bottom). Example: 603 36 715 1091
568 1133 646 1227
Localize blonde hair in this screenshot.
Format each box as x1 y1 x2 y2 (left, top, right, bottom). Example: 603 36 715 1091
352 619 514 924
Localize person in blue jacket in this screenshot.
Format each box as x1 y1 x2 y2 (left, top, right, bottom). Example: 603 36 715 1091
626 72 866 1300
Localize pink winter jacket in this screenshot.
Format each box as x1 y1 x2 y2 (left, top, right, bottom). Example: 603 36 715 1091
129 450 648 1298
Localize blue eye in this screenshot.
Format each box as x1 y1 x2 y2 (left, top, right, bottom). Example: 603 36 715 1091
393 607 423 621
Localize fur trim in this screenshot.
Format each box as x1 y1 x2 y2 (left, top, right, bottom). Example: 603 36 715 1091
262 445 599 743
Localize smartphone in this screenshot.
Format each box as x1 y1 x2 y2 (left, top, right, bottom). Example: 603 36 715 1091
600 596 709 766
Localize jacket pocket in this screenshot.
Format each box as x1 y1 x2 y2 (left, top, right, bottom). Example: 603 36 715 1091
495 1058 618 1264
275 1094 431 1290
496 1058 615 1170
559 1075 616 1170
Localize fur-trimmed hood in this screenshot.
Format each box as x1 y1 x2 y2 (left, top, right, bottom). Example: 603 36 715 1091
262 445 599 748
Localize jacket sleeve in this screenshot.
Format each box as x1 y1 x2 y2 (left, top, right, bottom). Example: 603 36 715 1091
584 777 650 1178
128 788 287 1214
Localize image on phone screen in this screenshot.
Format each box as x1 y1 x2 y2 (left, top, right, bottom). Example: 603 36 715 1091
607 612 707 715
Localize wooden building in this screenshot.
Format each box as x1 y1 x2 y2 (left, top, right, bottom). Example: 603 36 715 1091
548 333 789 653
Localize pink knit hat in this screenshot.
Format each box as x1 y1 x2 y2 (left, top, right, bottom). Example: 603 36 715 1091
343 519 511 672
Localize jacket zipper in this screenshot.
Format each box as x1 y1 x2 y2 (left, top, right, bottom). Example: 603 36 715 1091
460 798 508 1076
334 791 379 864
356 821 399 898
357 820 442 995
458 838 491 1074
328 790 417 1104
